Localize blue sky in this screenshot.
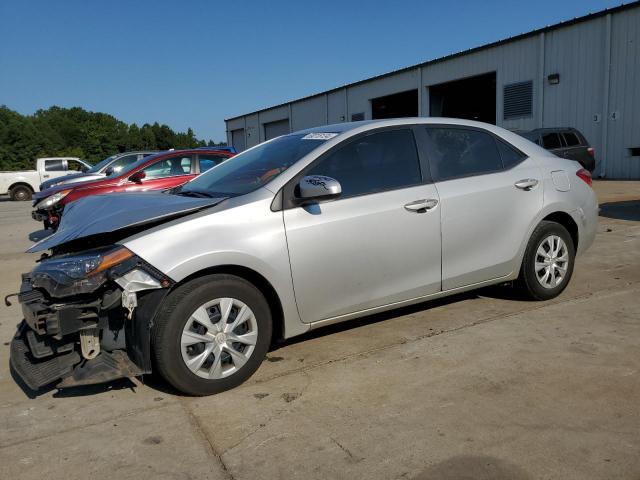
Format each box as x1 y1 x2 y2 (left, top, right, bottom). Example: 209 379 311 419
0 0 625 142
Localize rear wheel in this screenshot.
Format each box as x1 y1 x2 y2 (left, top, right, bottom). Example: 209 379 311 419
10 185 32 201
516 221 575 300
152 274 272 396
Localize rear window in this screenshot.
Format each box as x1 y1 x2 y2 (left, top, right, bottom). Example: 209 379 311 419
44 159 65 171
562 132 581 147
542 133 562 149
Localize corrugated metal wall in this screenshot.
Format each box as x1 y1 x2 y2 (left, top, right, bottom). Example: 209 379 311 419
607 7 640 178
226 5 639 178
542 16 607 174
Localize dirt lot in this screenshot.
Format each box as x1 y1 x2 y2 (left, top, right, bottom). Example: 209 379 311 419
0 181 638 480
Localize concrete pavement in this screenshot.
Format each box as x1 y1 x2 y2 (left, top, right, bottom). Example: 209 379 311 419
0 181 638 479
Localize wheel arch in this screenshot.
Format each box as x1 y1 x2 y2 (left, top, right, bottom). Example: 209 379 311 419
9 182 35 193
513 206 581 278
541 211 579 251
171 265 286 344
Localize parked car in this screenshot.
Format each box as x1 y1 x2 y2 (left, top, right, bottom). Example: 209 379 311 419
39 151 158 191
0 157 92 201
31 148 235 230
10 118 597 395
518 127 596 172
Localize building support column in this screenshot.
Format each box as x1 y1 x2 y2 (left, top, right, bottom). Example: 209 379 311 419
600 13 612 178
417 67 423 116
538 32 545 128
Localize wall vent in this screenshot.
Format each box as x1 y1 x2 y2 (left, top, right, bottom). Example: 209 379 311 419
503 81 533 120
351 112 365 121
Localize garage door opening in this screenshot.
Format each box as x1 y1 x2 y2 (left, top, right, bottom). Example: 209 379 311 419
429 72 496 124
231 129 246 152
371 89 418 119
264 119 290 140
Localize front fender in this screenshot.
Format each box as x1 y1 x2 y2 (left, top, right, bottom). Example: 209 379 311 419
121 195 308 339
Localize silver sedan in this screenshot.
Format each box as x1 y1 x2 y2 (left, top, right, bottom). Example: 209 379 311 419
12 118 598 395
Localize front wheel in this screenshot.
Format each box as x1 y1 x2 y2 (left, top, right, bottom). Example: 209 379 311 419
516 221 575 301
152 274 272 396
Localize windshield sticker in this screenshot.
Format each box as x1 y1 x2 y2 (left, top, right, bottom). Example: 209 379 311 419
302 133 338 140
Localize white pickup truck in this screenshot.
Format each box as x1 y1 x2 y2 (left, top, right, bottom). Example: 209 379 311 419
0 157 91 201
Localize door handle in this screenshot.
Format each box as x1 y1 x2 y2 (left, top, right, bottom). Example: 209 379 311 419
404 198 438 212
514 179 539 191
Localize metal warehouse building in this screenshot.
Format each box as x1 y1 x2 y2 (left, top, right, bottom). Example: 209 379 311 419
225 3 640 179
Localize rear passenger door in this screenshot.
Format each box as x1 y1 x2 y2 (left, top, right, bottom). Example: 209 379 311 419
283 127 442 323
419 126 543 290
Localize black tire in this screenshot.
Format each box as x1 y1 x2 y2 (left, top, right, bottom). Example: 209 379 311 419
516 221 575 300
10 185 32 201
152 274 272 396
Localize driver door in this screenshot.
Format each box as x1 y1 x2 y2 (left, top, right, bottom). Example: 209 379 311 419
283 128 442 323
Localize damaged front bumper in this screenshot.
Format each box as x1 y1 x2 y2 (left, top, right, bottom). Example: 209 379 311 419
31 208 60 229
10 260 171 391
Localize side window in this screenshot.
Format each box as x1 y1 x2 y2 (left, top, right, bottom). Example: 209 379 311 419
423 127 503 181
562 132 581 147
110 154 139 174
44 159 65 171
305 129 422 199
67 160 85 171
198 154 227 173
542 133 562 149
496 141 526 169
143 155 193 179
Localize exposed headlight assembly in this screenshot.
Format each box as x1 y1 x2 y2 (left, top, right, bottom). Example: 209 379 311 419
32 246 134 297
34 189 72 210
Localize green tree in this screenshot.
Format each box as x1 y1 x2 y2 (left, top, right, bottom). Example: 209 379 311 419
0 105 224 170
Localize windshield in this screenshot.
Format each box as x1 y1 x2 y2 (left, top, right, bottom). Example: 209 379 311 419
117 154 160 177
179 133 333 197
87 155 117 173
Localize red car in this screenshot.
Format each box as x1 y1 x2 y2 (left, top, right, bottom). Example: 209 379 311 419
32 148 235 229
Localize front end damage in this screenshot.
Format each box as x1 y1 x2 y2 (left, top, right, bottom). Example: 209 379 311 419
10 248 172 391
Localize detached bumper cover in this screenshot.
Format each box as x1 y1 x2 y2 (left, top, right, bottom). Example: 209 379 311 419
10 322 80 390
11 275 168 391
10 320 146 391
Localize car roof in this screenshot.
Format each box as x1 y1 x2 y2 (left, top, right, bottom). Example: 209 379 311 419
520 127 579 134
294 117 514 135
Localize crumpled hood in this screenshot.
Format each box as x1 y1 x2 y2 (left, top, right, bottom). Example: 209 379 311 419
28 191 226 253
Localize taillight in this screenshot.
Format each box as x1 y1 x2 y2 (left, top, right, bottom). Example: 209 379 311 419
587 147 595 157
576 168 593 187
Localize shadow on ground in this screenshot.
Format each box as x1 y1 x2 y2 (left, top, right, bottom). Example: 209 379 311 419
414 455 531 480
599 200 640 221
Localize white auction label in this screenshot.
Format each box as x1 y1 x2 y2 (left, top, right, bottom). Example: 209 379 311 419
301 133 338 140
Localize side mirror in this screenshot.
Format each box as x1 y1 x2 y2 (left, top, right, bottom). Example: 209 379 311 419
81 165 89 173
104 166 114 176
128 171 146 184
297 175 341 202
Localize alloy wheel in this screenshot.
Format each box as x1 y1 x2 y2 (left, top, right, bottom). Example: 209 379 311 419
180 297 258 379
534 235 569 289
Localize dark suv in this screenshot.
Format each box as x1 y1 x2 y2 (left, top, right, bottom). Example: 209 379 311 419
518 128 595 172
